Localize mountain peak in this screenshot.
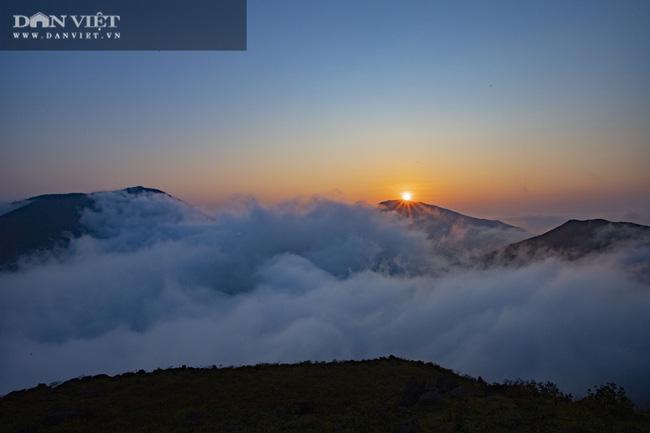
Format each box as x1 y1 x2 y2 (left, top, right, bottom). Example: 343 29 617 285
122 186 167 195
549 218 648 237
486 218 650 265
378 200 522 232
377 199 527 262
378 199 453 214
0 186 175 269
563 218 611 226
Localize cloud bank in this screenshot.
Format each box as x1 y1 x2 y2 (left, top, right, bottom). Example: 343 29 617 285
1 192 649 404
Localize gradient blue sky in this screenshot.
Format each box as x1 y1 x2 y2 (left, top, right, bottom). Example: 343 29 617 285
1 0 649 220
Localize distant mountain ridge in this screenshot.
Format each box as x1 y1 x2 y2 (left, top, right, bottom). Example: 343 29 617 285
17 186 167 205
2 189 648 270
484 218 650 266
379 200 527 262
379 200 522 231
0 186 168 269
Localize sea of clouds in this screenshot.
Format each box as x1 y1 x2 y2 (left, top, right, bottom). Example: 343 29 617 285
1 191 649 404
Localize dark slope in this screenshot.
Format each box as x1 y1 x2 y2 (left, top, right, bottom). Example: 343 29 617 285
379 200 527 261
1 358 648 433
485 219 650 266
379 200 521 232
0 186 167 269
0 193 93 268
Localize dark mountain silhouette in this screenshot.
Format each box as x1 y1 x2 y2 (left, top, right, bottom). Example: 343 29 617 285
485 219 650 266
379 200 522 232
379 200 527 261
0 187 168 269
122 186 168 196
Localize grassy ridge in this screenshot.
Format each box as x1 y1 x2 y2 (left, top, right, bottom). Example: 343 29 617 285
2 357 649 432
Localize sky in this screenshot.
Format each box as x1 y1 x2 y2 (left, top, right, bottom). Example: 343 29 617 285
1 0 649 220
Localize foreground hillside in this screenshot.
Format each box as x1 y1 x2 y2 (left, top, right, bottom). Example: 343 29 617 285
2 358 648 433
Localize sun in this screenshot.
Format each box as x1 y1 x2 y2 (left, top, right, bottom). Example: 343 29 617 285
401 191 413 201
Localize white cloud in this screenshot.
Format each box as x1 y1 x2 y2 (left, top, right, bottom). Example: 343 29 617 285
1 192 649 405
